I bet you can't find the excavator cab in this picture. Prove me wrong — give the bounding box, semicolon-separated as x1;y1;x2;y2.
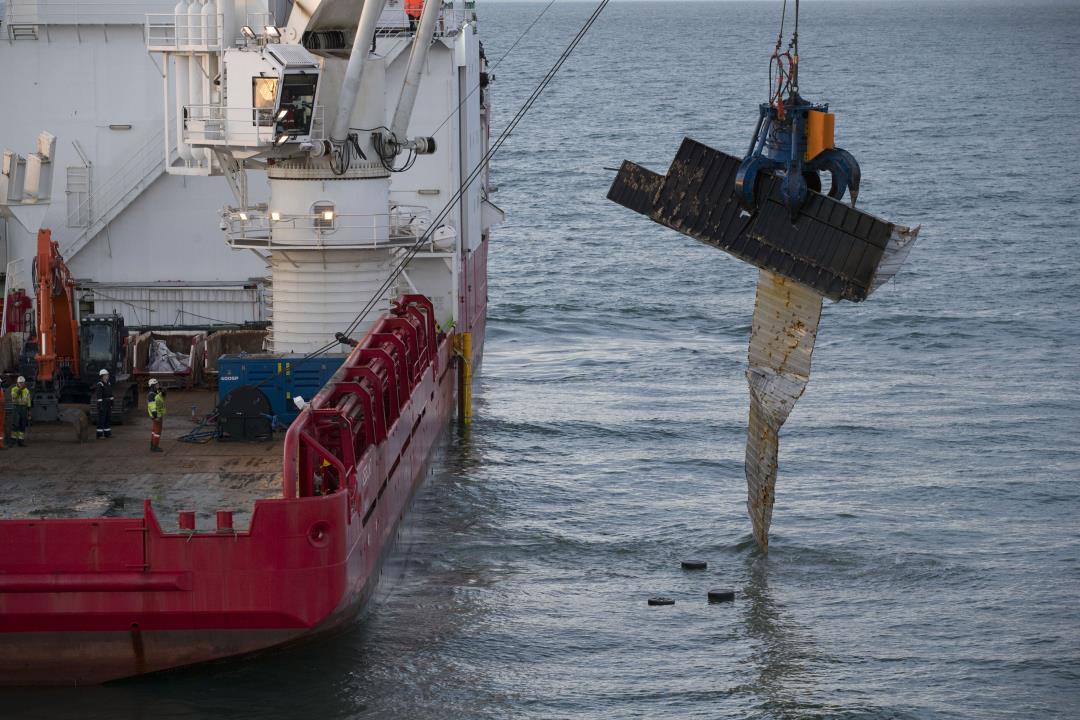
79;314;128;381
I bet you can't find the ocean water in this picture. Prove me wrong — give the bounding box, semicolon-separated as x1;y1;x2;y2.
7;1;1080;718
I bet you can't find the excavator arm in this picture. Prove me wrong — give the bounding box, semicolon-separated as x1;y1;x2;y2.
32;228;80;383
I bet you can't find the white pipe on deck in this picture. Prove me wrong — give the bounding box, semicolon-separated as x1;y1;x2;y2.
389;0;441;144
329;0;388;144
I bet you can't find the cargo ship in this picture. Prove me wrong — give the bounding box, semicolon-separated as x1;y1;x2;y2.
0;0;498;684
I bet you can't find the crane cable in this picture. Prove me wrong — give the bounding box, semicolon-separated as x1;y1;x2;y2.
769;0;800;117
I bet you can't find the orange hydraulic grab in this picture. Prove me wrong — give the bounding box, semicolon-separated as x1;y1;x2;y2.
32;228;80;383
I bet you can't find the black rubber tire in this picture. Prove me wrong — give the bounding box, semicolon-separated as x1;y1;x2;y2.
648;596;675;606
707;589;735;603
681;560;707;570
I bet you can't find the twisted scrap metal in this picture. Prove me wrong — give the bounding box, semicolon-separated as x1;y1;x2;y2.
744;270;822;552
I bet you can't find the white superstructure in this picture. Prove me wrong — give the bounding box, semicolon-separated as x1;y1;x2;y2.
0;0;498;340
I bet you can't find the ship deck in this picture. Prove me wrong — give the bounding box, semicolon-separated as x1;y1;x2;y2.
0;390;283;531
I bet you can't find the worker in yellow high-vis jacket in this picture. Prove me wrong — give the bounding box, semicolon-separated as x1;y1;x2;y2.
10;376;31;447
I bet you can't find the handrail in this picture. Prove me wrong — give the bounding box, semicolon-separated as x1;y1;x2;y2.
5;0;171;26
62;125;167;258
183;104;326;147
375;3;465;37
145;13;225;52
221;205;436;250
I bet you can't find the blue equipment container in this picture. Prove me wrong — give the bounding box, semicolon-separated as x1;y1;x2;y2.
217;354;347;427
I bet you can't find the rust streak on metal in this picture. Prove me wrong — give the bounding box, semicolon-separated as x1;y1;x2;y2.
744;270;822;551
130;623;146;676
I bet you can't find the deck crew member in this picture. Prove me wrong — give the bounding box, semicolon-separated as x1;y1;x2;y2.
147;378;166;452
10;376;31;447
93;368;114;439
406;0;423;31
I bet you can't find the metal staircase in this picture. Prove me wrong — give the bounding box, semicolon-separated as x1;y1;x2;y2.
62;126;170;258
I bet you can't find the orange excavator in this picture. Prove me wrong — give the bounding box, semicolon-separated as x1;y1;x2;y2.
32;228;80;389
21;229;137;423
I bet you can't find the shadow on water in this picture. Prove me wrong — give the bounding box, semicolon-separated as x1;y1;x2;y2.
738;550;928;720
2;424;501;720
739;552;824;718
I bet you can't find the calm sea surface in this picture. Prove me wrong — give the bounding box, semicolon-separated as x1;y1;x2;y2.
7;1;1080;717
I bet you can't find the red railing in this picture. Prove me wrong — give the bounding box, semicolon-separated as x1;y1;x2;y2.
282;295;439;501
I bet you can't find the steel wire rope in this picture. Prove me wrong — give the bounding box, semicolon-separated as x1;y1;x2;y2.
336;0;613;342
790;0;800;93
768;0;803;111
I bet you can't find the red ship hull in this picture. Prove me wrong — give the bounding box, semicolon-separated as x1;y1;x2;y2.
0;262;486;684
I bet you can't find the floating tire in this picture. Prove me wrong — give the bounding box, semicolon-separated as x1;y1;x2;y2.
648;596;675;606
681;559;707;570
707;589;735;603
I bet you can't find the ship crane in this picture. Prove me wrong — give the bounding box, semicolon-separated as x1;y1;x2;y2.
145;0;494;429
609;0;920;551
147;0;482;357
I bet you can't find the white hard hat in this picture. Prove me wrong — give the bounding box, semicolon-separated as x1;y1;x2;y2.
16;376;25;383
99;368;109;376
148;378;158;386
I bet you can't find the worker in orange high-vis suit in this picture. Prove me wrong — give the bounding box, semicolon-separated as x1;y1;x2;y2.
405;0;423;31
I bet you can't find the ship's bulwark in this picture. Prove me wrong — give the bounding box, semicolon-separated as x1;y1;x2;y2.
0;297;462;686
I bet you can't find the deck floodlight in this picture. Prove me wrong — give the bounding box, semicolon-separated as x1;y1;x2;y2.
240;25;256;39
264;26;281;39
238;212;249;221
270;211;281;221
323;210;334;222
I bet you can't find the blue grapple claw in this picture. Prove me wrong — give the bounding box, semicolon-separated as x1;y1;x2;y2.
734;95;861;220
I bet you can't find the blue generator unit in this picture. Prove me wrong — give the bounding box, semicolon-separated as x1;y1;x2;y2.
216;354;347;440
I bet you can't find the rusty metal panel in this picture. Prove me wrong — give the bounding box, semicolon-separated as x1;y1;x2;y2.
606;160;664;215
607;137;918;302
744;270;822;552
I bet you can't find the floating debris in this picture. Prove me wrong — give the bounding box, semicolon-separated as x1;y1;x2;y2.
708;589;736;603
